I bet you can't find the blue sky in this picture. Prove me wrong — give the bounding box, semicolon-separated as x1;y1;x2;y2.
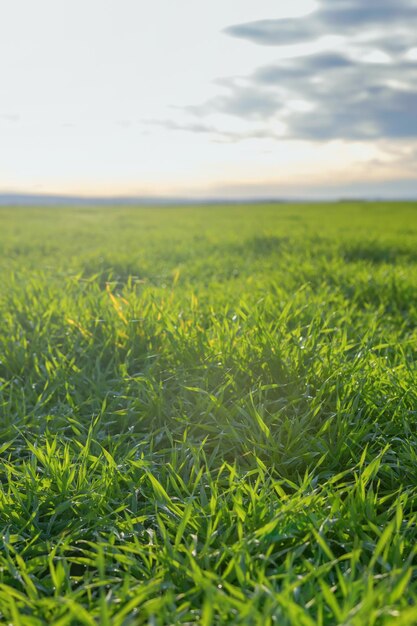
1;0;417;198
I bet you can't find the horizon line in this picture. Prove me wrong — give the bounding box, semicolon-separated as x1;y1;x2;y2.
1;191;417;207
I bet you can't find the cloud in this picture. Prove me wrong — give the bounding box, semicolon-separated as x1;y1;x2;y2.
225;17;322;47
225;0;417;50
146;119;217;134
146;118;284;143
174;48;417;141
149;0;417;145
174;0;417;143
252;52;355;83
286;87;417;140
185;85;283;120
246;52;417;139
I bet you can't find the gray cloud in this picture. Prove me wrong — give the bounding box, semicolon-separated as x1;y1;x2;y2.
153;1;417;143
147;119;217;134
146;118;283;143
287;87;417;140
178;48;417;140
225;0;417;49
185;85;282;120
253;52;356;83
225;18;322;47
250;52;417;139
179;1;417;142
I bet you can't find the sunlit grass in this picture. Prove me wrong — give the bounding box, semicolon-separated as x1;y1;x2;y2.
0;202;417;624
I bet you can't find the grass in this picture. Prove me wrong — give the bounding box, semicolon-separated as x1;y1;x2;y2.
0;201;417;624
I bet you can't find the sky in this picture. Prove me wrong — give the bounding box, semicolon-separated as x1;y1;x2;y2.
1;0;417;199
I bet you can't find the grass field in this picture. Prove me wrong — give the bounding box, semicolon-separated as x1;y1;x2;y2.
1;202;417;625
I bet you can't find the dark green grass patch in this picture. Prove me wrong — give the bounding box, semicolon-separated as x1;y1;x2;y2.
0;202;417;624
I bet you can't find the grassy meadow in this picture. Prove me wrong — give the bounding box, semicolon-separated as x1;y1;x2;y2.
1;201;417;625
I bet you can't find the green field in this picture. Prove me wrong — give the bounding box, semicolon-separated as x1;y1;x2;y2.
1;202;417;625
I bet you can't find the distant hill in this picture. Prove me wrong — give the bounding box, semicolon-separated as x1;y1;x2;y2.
0;193;196;207
0;191;416;207
0;193;290;207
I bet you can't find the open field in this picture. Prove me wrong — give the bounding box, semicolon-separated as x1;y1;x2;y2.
1;202;417;624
